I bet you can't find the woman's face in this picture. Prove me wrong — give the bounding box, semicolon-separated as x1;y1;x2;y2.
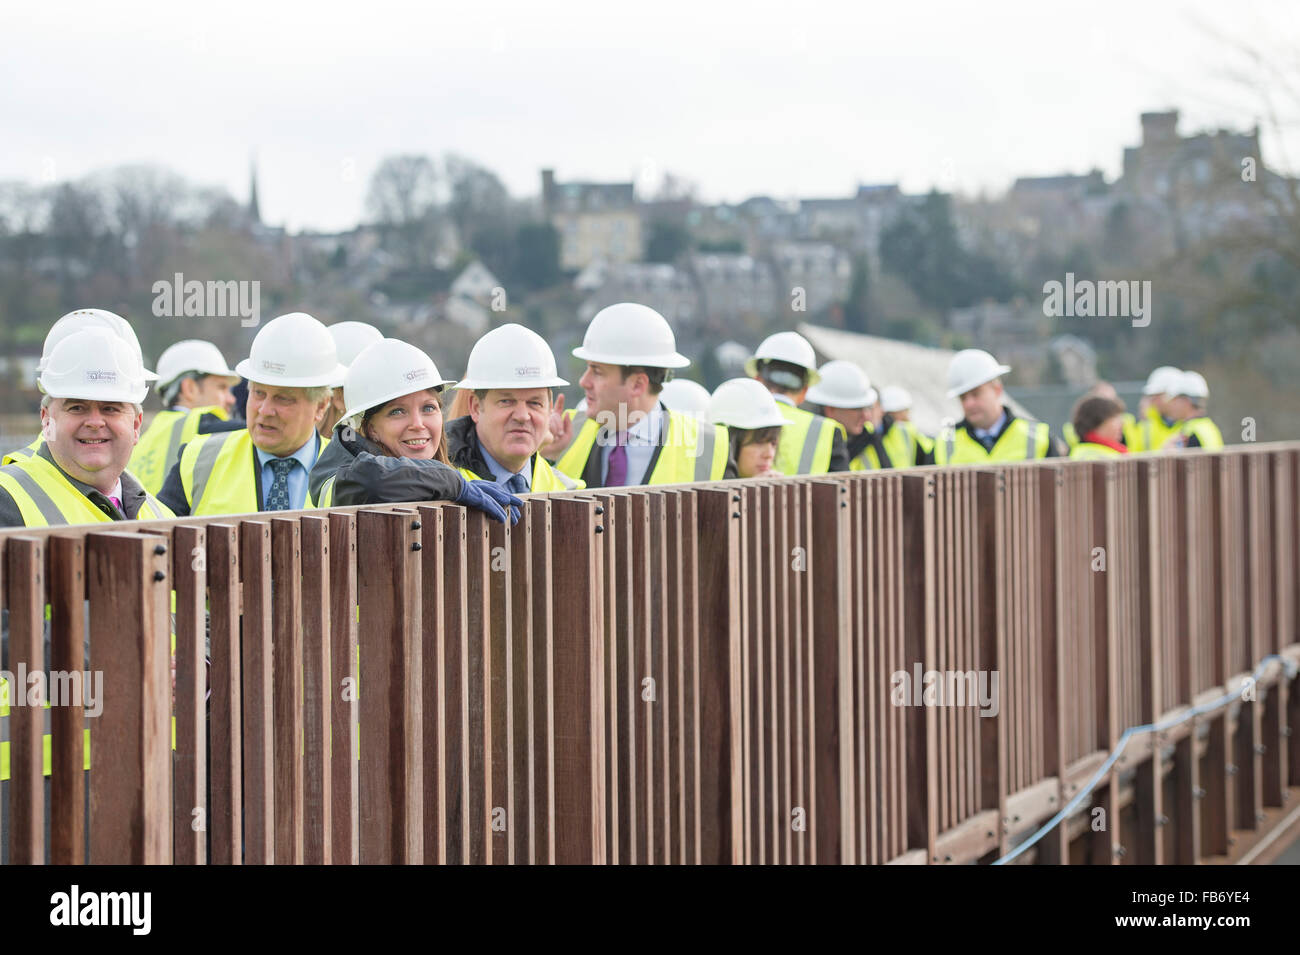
738;435;778;478
1098;413;1125;444
364;389;443;459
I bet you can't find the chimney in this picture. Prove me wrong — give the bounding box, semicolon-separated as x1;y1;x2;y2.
541;169;555;211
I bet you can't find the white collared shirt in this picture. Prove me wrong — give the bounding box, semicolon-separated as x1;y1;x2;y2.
600;405;663;486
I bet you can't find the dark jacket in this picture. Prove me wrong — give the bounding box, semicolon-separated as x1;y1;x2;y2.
0;443;155;528
445;415;501;480
307;425;466;506
950;410;1064;458
846;426;894;468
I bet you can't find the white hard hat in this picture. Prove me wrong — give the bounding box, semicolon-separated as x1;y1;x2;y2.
879;385;912;413
1173;370;1209;399
39;308;158;382
328;322;384;385
342;338;456;424
572;302;690;369
38;327;150;404
744;332;822;385
659;379;712;417
235;312;347;388
457;323;568;390
708;378;790;430
1142;365;1183;396
946;349;1011;399
154;340;240;389
805;360;872;408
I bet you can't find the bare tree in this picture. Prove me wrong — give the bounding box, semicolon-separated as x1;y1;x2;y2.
366;155;442;270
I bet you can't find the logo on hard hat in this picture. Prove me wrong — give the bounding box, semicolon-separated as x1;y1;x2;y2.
261;360;286;374
515;365;541;377
404;368;430;382
85;370;118;383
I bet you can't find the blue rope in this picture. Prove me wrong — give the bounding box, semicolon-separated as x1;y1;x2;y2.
993;652;1297;865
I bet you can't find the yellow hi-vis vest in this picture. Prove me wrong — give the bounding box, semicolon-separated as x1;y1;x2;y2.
2;437;42;465
1068;442;1124;460
881;418;931;469
130;405;230;495
178;429;328;516
1132;406;1179;453
773;401;837;476
1176;416;1224;450
556;409;729;485
933;417;1052;466
0;454;172;527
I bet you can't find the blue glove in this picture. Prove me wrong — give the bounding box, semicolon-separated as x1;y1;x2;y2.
455;478;524;525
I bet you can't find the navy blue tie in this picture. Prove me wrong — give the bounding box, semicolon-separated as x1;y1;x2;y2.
266;458;297;511
505;472;529;495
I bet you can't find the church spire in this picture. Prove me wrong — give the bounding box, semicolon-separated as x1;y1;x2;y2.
248;157;261;226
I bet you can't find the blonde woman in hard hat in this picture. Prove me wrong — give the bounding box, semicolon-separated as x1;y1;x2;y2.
707;378;788;479
319;321;384;438
308;338;522;523
3;308;159;465
129;339;244;494
159;312;344;516
445;324;585;493
747;331;849;475
0;328;172;527
1166;371;1223;450
934;349;1062;465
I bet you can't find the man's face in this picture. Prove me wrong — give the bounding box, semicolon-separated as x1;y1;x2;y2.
579;361;642;426
186;375;236;414
959;380;1004;431
472;388;550;465
1165;395;1196;421
42;398;142;490
246;382;328;456
823;404;870;437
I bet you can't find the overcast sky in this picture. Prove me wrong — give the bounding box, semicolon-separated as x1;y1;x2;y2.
2;0;1296;232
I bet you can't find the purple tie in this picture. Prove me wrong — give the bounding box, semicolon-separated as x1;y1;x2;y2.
109;495;123;514
606;434;628;487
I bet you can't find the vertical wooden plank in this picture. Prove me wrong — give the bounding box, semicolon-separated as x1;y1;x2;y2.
272;518;305;864
240;521;274;864
87;532;171;864
417;506;446;864
48;536;86;865
465;510;492;863
811;481;849;864
440;506;468;864
528;498;556;863
550;497;606;863
488;517;511;864
508;501;534;864
902;473;933;859
328;512;359;865
357;508;423;864
7;538;45;864
207;525;242;865
697;486;740;864
172;526;207;865
300;516;332;865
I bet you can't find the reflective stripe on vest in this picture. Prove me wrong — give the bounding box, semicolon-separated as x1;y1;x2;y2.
774;403;834;475
938;418;1048;466
0;461;67;524
2;438;41;466
693;421;717;482
190;429;232;510
0;455;171;526
556;410;723;485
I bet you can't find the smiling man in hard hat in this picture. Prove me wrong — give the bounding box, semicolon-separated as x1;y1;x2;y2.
158;312;344;516
128;339;244;494
447;323;584;492
934;349;1062;465
1167;370;1224;450
555;302;733;486
0;328;172;527
747;331;849;475
3;308;159;465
